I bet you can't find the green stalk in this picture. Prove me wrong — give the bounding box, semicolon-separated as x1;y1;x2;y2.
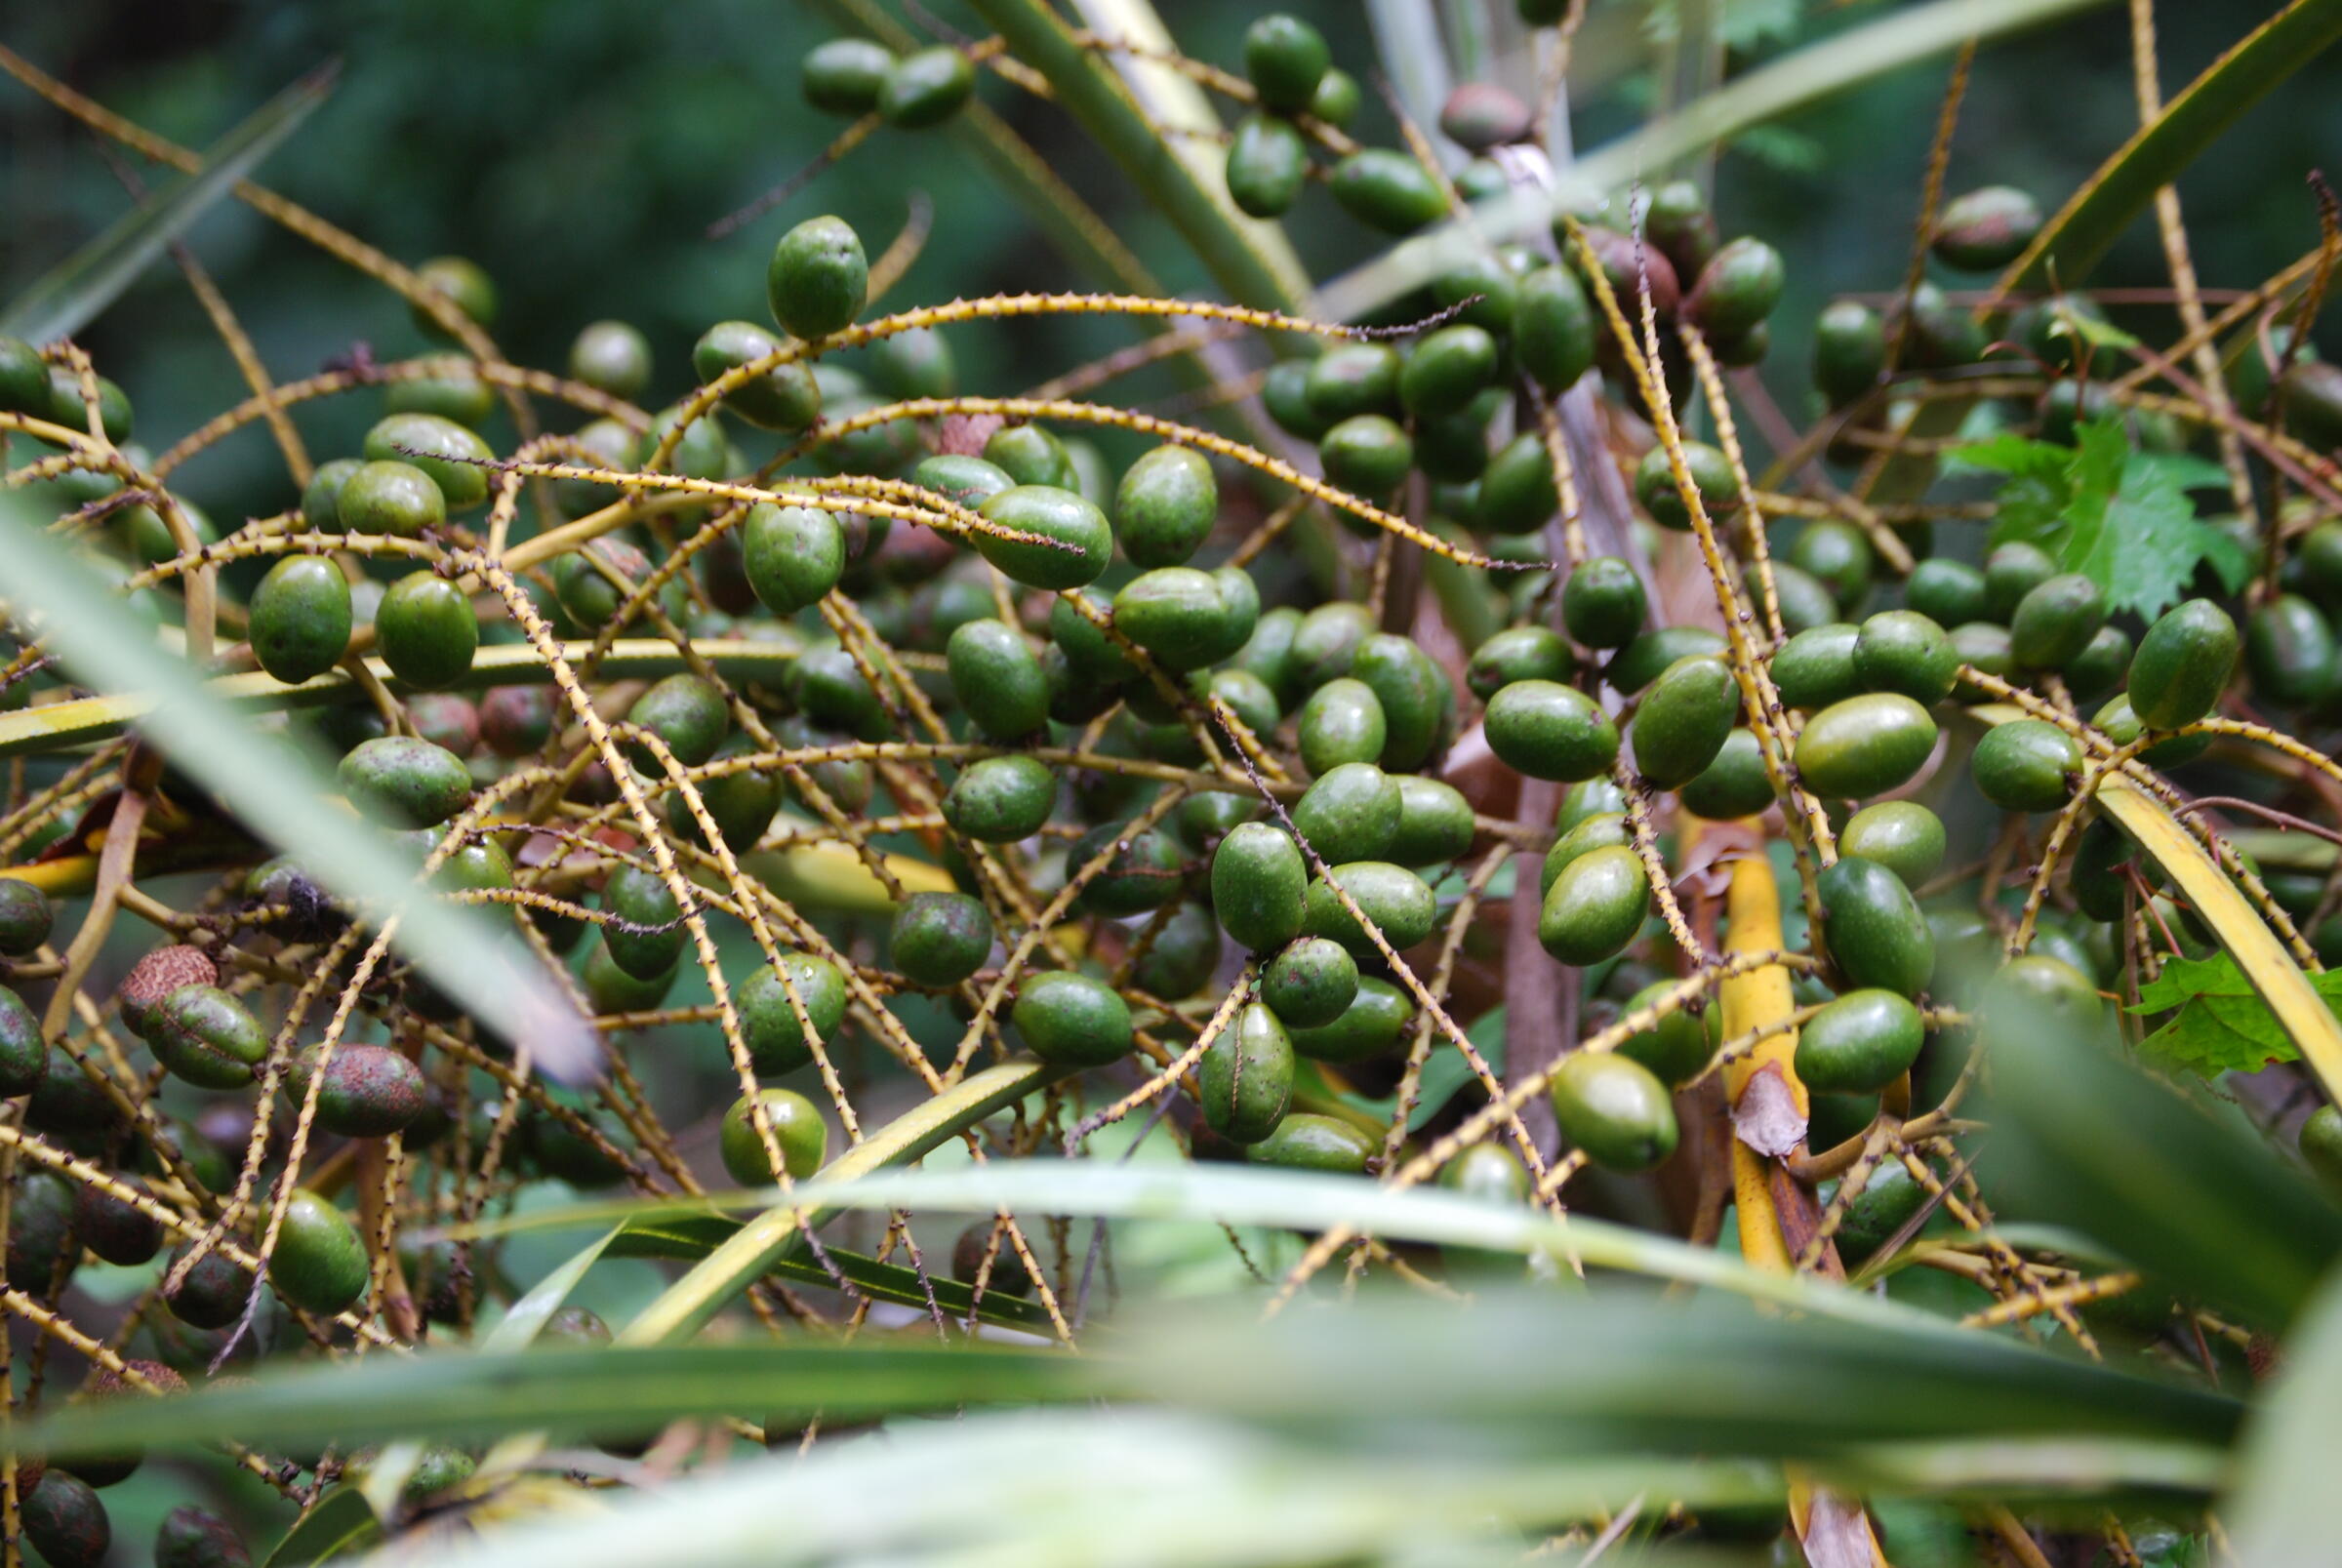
617;1058;1066;1346
964;0;1311;312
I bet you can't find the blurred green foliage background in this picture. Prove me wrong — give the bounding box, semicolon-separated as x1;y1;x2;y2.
5;0;2335;534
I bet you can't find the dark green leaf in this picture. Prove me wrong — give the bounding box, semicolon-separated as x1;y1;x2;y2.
262;1487;382;1568
2126;952;2342;1077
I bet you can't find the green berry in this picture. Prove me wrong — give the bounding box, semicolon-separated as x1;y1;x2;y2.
1242;14;1329;112
948;619;1049;741
2009;573;2106;670
1630;653;1738;789
2128;598;2237;729
1484;679;1619;783
1678;729;1775;821
943;754;1057;843
1686;237;1784;338
339;736;472;826
740;953;848;1074
768;216;868;341
1288;975;1414;1064
1262;936;1359;1029
1013;970;1134;1066
879;45;976;129
1245;1111;1377;1174
0;877;54;957
1329;149;1447;234
1200;1002;1295;1144
1794;693;1937;799
364;413;493;510
1816;857;1935;998
1304;861;1435;955
568;319;653;399
720;1089;828;1186
1538;845;1648;966
270;1189;370;1313
411;255;498;338
1617;983;1720;1086
743;503;845;615
146;985;267;1090
695;321;821;431
250;556;353;685
1797;989;1925;1095
1562;556;1647;649
600;865;685;980
891;892;994;986
1550;1051;1676;1172
973;485;1113;589
378;572;478;691
1933;185;2041;271
1839;802;1947;888
1813;300;1885;407
1226;113;1309;218
336;460;446;538
1973;718;2081;813
803;37;896;115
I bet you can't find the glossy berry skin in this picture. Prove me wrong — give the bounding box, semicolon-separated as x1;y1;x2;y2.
601;865;686;980
891;892;994;986
2247;594;2339;709
1304;862;1435;955
974;485;1114;589
768;216;868;341
1226;114;1309;219
627;673;729;768
2009;573;2106;670
1484;679;1619;783
147;985;268;1090
1539;846;1648;966
1678;729;1775;822
0;877;53;958
1839;802;1947;888
1973;719;2081;813
1550;1052;1677;1172
1630;654;1738;789
720;1089;828;1186
1562;556;1646;649
1246;1111;1378;1174
803;36;895;115
1199;1003;1295;1145
22;1469;109;1568
1853;611;1958;704
1816;856;1935;999
740;954;848;1075
1797;989;1925;1096
1117;444;1218;568
1794;694;1937;799
743;503;845;615
1813;300;1885;407
1468;626;1574;701
1687;237;1784;338
2127;598;2238;729
568;319;653;399
412;255;497;337
0;985;48;1096
1318;414;1413;498
364;413;492;510
337;460;445;538
1242;14;1329;111
1212;823;1309;952
943;754;1057;843
1261;935;1359;1029
694;321;821;431
1329;150;1447;234
1634;440;1739;532
250;556;353;685
948;619;1049;740
271;1189;370;1314
1617;983;1719;1087
339;736;472;826
1933;184;2042;271
1013;970;1135;1065
879;44;975;128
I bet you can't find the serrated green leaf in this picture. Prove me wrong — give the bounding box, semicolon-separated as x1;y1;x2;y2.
0;64;334;344
2128;952;2342;1078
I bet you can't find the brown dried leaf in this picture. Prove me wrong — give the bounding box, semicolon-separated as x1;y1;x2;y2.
1797;1489;1882;1568
1677;816;1765;901
1732;1061;1807;1157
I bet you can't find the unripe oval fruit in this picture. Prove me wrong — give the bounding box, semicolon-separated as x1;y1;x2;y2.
569;319;653;399
1211;823;1309;951
1013;971;1134;1065
1390;776;1475;866
1400;325;1499;420
986;424;1076;489
1611;625;1727;695
155;1505;250;1568
1906;558;1989;628
117;945;217;1038
948;619;1048;740
2009;572;2107;670
250;556;353;685
1635;441;1740;534
1789;520;1873;609
339;736;471;826
147;985;267;1090
1978;954;2102;1048
376;572;477;691
1317;414;1413;497
1350;634;1447;772
1687;237;1784;337
627;672;729;767
1329;149;1446;233
584;944;677;1015
1770;623;1862;711
1816;856;1935;998
0;985;47;1097
1135;903;1223;1000
1561;556;1646;649
1983;541;2056;622
720;1089;828;1186
0;876;54;957
601;865;686;980
1243;13;1329;110
2065;623;2132;704
1304;861;1436;954
1794;693;1938;799
1288;975;1414;1064
1539;845;1648;966
1853;610;1958;704
879;44;976;128
1262;936;1359;1029
1292;600;1378;687
1678;729;1775;821
1773;566;1840;634
267;1189;370;1313
1476;431;1558;534
1973;719;2081;813
336;460;445;538
739;953;848;1075
2135;599;2239;735
914;454;1017;512
1070;822;1185;917
1541;812;1631;898
1631;653;1738;788
1550;1051;1677;1172
745;503;846;615
1306;345;1400;422
694;320;821;431
2300;1105;2342;1190
1813;299;1885;407
1298;677;1389;776
2246;593;2338;709
22;1469;109;1568
890;892;994;986
363;413;492;510
1200;1002;1295;1145
768;215;868;340
1291;763;1401;866
1484;679;1619;783
1114;567;1247;670
1468;625;1575;700
943;754;1057;843
1796;989;1925;1095
1246;1111;1377;1174
1516;265;1595;392
1116;444;1218;568
1933;184;2042;271
1839;801;1947;888
974;485;1113;589
1226;114;1309;218
1618;982;1720;1086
